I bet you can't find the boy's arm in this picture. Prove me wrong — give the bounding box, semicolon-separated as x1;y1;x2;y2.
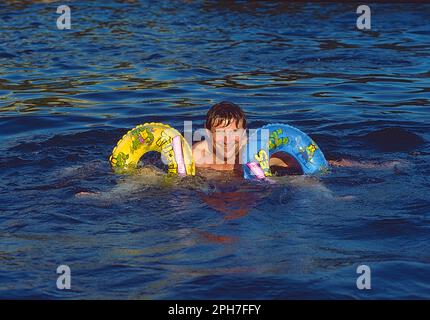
329;159;404;169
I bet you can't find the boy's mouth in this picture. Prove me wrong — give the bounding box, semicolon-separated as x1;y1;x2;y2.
211;141;239;161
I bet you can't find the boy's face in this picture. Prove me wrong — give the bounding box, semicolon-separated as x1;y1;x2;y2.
207;119;246;162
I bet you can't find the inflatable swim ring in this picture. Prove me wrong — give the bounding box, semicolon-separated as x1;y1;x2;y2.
110;122;195;176
242;123;329;180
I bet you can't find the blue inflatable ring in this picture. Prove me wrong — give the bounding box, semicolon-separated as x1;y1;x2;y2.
242;123;329;180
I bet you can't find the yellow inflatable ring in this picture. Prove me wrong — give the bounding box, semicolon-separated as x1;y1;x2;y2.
109;122;195;175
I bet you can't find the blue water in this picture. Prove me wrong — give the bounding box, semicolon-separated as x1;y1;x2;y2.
1;1;430;299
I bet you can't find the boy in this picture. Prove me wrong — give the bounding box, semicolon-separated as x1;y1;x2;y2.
192;101;292;174
192;101;247;172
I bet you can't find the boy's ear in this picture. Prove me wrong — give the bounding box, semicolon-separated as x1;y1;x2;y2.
205;128;212;138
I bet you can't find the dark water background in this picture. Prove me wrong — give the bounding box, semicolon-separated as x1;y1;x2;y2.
0;1;429;299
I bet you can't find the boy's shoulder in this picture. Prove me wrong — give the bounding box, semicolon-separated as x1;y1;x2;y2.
192;140;208;151
192;140;210;164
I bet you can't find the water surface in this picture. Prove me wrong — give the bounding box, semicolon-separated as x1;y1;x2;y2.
0;1;429;299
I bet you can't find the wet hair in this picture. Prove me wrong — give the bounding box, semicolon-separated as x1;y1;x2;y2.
205;101;246;130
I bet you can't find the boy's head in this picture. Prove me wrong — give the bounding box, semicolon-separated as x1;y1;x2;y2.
205;101;247;162
205;101;247;131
